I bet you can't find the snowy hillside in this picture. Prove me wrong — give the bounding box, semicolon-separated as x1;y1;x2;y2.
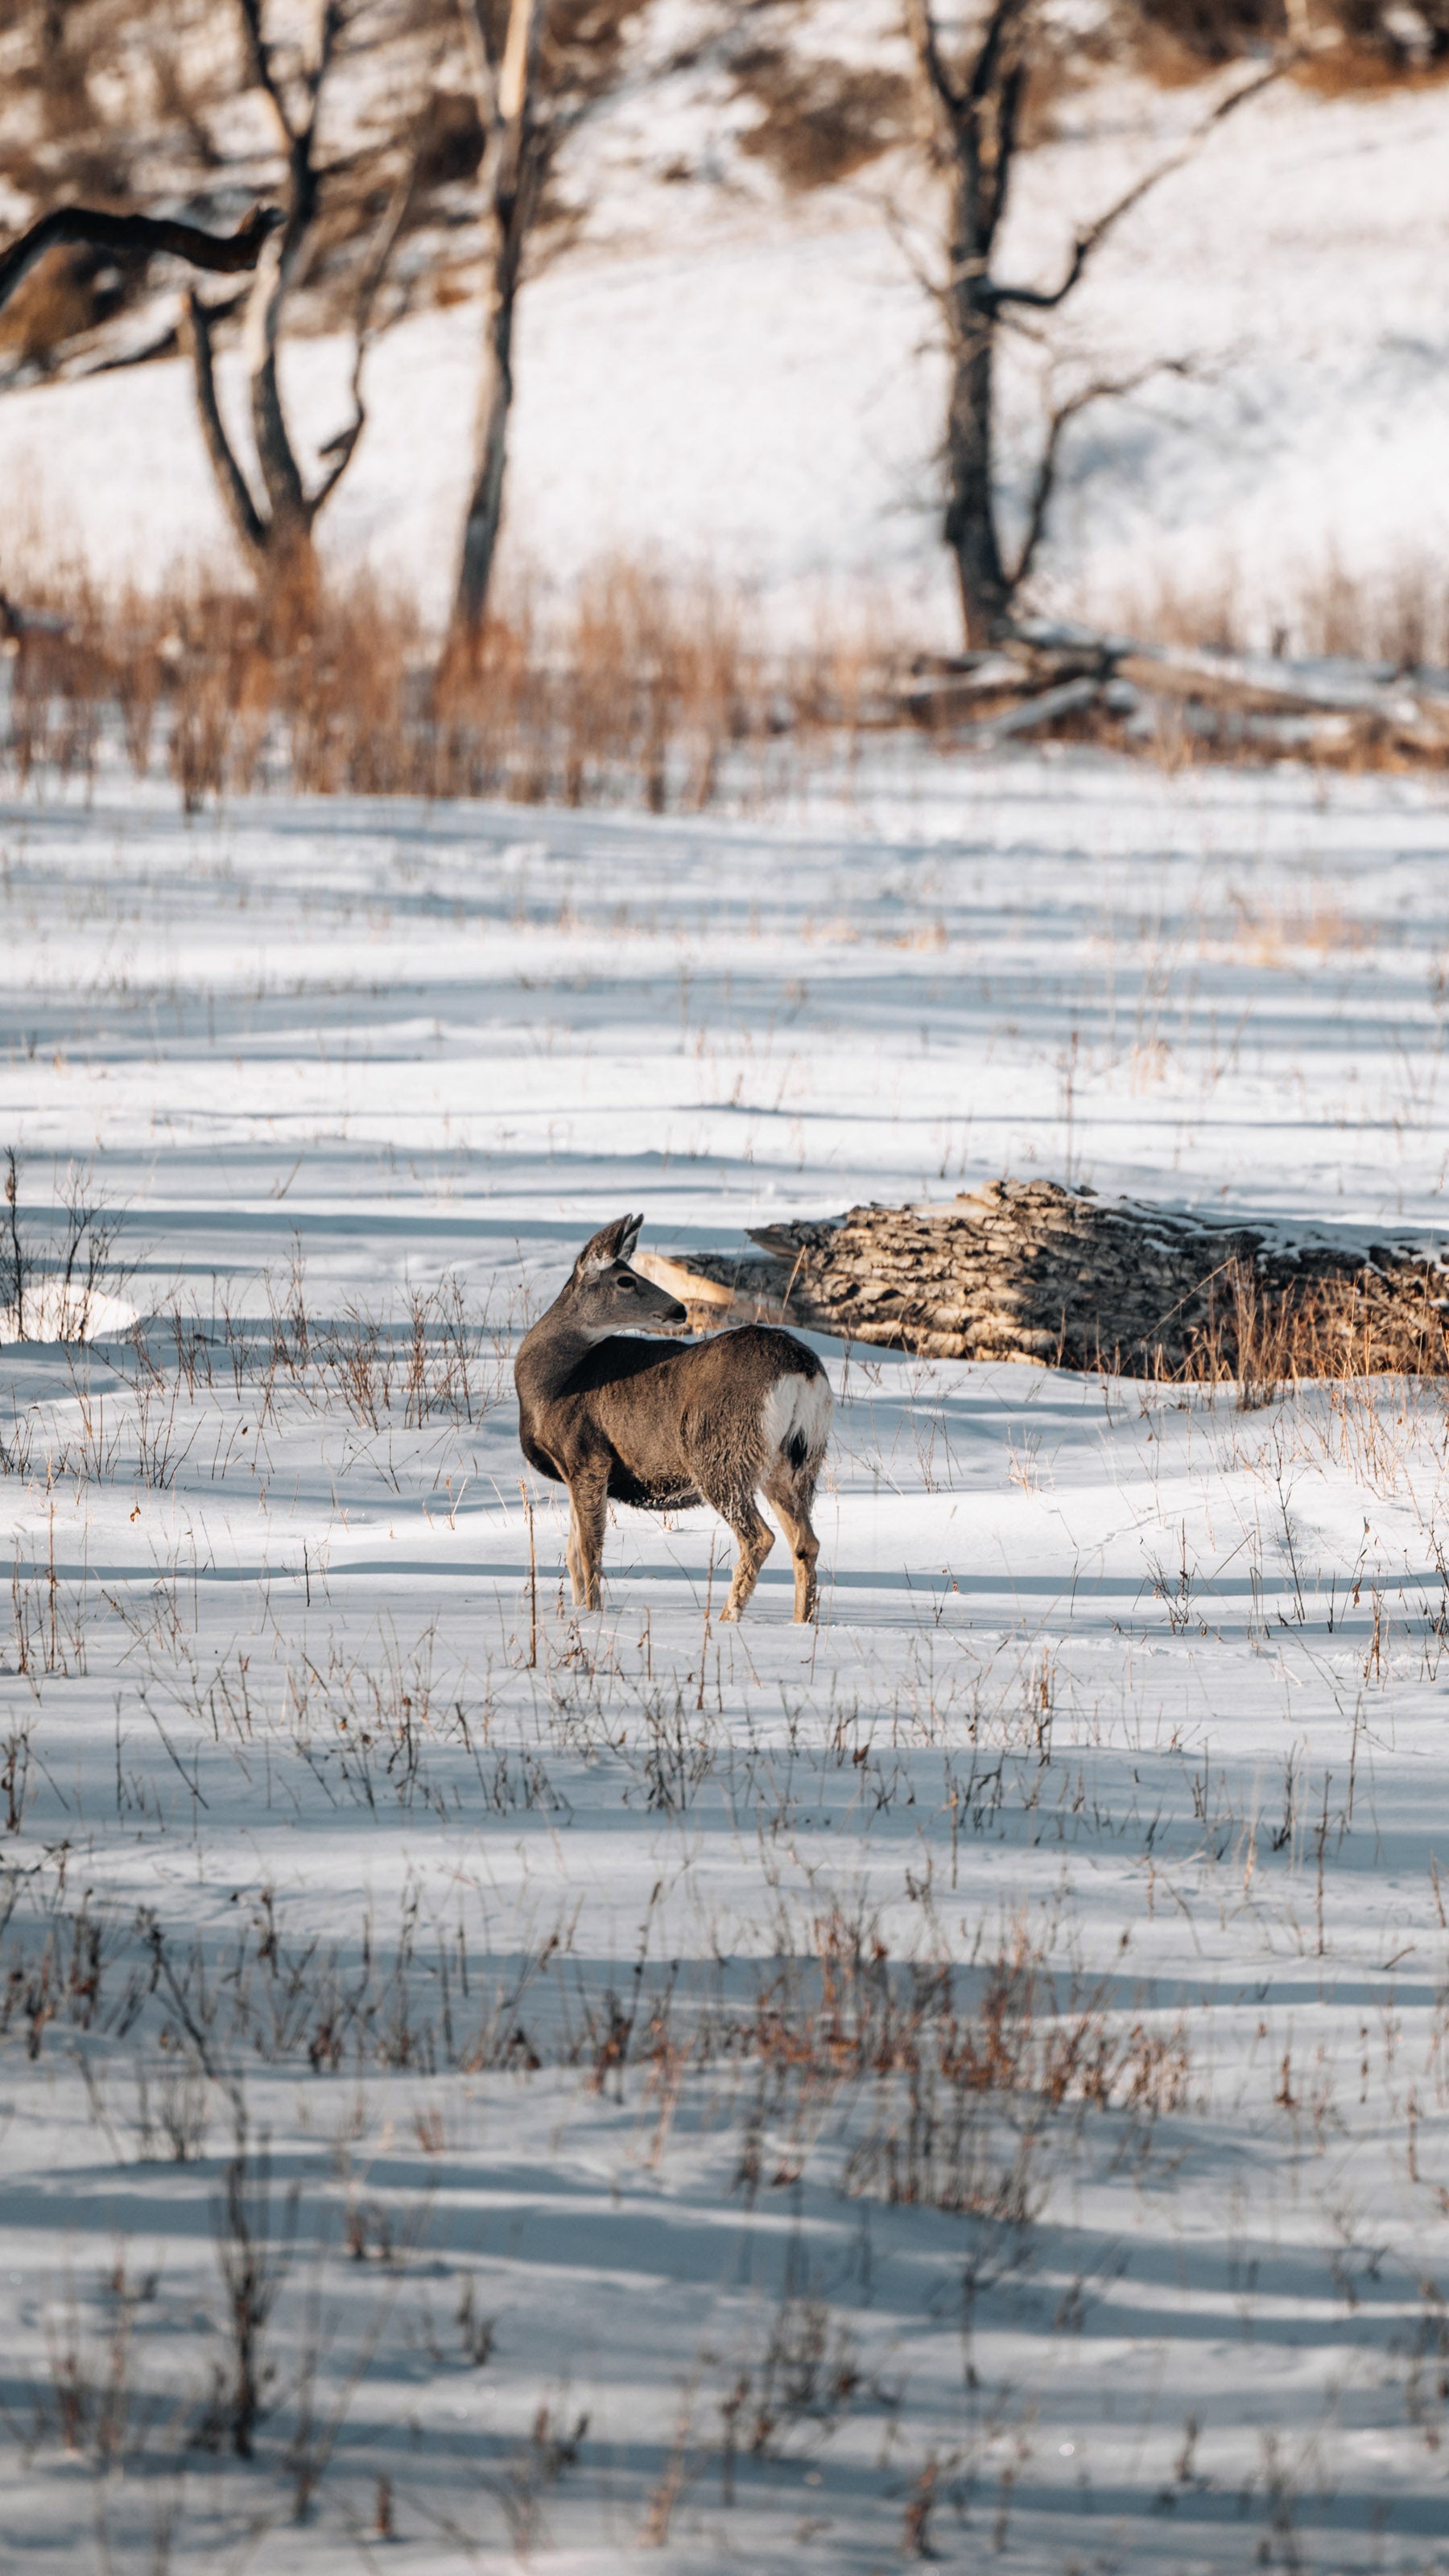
2;35;1447;645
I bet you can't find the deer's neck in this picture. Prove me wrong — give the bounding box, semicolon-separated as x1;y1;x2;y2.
516;1311;599;1413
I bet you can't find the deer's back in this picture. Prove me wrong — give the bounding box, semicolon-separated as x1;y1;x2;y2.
518;1324;824;1509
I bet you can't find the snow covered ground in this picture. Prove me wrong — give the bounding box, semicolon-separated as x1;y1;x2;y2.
2;68;1447;643
2;746;1449;2570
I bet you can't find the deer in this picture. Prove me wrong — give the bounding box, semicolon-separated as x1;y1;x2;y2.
514;1214;832;1623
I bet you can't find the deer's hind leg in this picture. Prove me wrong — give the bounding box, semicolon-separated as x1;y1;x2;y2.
763;1459;822;1624
564;1462;609;1612
699;1471;774;1623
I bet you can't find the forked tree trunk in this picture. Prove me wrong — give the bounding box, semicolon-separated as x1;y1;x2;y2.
184;279;318;628
184;2;394;628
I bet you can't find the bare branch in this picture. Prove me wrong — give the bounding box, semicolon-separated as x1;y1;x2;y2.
985;61;1284;318
0;204;282;318
498;0;543;126
968;0;1032;109
181;290;267;559
878;189;951;315
1009;359;1192;592
977;44;1028;247
904;0;965;118
236;0;343;154
466;0;548;213
456;0;501;124
235;0;296;147
305;0;345;114
308;142;419;518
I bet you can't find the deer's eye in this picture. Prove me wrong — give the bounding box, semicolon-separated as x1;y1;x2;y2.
619;1277;635;1292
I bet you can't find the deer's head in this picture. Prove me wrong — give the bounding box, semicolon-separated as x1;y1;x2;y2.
564;1213;688;1336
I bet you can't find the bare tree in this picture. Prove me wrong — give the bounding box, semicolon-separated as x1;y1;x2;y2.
448;0;654;652
184;2;415;614
450;0;548;652
0;204;280;320
904;0;1280;644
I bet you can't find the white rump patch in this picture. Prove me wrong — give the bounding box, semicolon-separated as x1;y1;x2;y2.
761;1372;832;1468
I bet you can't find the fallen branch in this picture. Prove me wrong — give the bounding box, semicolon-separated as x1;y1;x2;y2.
0;204;282;317
893;623;1449;756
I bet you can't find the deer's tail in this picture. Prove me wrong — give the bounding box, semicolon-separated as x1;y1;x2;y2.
760;1368;832;1480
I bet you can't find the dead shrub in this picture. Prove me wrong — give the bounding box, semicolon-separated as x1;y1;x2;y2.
1121;0;1282;71
1121;0;1449;80
0;250;111;375
732;46;911;189
201;2128;299;2458
39;2266;145;2466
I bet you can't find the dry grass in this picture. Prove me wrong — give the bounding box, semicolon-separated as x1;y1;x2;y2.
9;533;1449;809
1169;1259;1449;1406
1096;547;1449;671
0;555;890;814
710;1909;1190;2220
1291;28;1449;96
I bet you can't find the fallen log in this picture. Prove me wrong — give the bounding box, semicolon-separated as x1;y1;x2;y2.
636;1182;1449;1384
892;623;1449;761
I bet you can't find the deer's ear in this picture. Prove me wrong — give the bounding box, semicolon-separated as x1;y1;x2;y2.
576;1213;638;1277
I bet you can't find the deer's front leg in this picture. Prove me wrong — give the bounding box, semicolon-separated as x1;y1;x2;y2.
565;1463;609;1611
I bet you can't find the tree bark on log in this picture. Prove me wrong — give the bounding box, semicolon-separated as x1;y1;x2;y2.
638;1183;1449;1385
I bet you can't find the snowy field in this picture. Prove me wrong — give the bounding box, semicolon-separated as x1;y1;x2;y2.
5;748;1449;2572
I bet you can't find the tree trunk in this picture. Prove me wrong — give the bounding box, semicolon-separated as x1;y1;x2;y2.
450;205;524;651
943;320;1011;647
943;150;1012;649
906;2;1032;650
244;201;320;625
